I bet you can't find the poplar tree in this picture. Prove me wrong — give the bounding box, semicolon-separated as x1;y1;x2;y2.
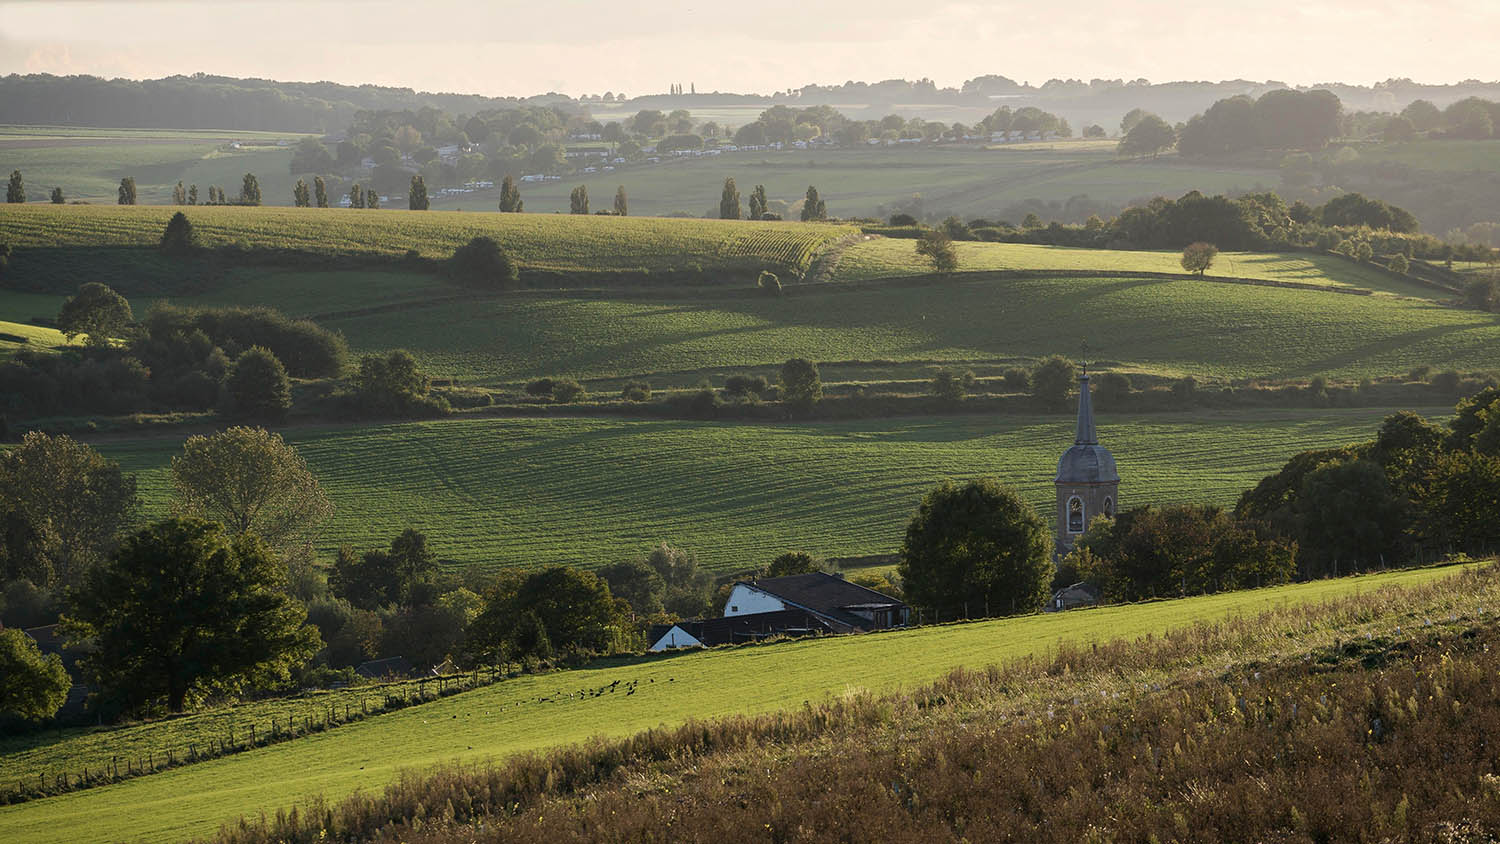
366;188;381;209
748;184;768;219
172;181;187;205
50;187;64;204
239;173;261;205
408;175;429;210
498;175;522;212
188;184;198;205
6;170;22;203
313;176;328;208
293;179;310;207
719;177;741;219
349;184;364;209
118;177;137;205
569;184;589;214
613;185;628;216
800;186;826;221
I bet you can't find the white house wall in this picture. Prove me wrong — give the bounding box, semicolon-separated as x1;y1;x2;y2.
648;626;704;652
724;584;787;616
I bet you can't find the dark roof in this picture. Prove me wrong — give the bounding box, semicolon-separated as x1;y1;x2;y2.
650;609;840;649
23;624;65;655
354;656;414;679
738;572;905;628
1057;375;1118;484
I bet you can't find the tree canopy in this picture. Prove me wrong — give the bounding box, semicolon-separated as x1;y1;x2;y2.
0;627;70;720
57;282;134;346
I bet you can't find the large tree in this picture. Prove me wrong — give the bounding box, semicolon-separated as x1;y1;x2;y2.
449;235;518;288
780;357;822;415
613;185;627;216
915;229;958;273
169;426;332;559
748;184;768;219
800;185;826;221
117;177;137;205
293;179;310;207
1118;114;1176;158
1030;355;1077;409
0;432;137;588
408;175;429;210
899;478;1052;619
313;176;328;208
569;184;589;214
226;346;293;420
329;528;437;609
57;282;133;346
498;175;523;212
719;177;741;219
239;173;261;205
6;169;23;203
159;211;198;254
0;628;71;720
66;519;318;712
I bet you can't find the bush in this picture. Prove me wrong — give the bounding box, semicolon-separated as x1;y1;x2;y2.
551;379;585;402
1030;356;1077;409
1388;253;1410;274
780;358;822;415
687;387;721;418
1002;367;1030;391
141;304;347;378
1408;365;1434;382
449;236;519;288
524;378;555;397
757;271;782;296
888;213;919;226
1093;371;1132;405
1431;370;1462;393
930;368;966;402
915;229;959;273
227;346;292;420
621;380;651;401
724;373;771;398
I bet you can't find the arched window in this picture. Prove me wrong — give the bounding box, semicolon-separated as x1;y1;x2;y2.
1103;496;1114;518
1068;496;1085;533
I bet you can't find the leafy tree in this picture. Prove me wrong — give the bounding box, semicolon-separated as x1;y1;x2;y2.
613;185;627;216
765;551;821;578
329;529;437;609
408;175;429;210
780;357;822;415
239;173;261;205
569;184;589;214
117;177;136;205
915;229;958;273
227;346;292;420
1402;99;1443;131
498;175;523;212
159;211;198;254
931;368;966;402
50;186;64;204
1093;371;1133;406
621;379;651;401
748;184;768;219
169;426;333;558
598;559;665;617
1319;192;1418;232
1120;108;1148;134
66;519;318;713
1383;115;1417;143
57;282;133;346
187;184;199;205
799;186;827;221
293;179;311;207
172;181;187;204
1180;241;1218;275
899;478;1051;618
640;543;714;618
468;566;623;658
366;188;381;209
0;627;70;720
449;235;519;287
0;432;136;589
1082;124;1107;139
1416;451;1500;554
1030;355;1077;409
1118;114;1176;158
349;183;365;209
720;177;741;219
6;170;22;203
353;349;441;415
1293;458;1406;574
1389;253;1410;274
313;176;328;208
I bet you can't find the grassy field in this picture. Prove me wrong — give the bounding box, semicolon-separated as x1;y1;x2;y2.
425;145;1277;220
0;126;308;206
831;238;1442;297
0;563;1470;844
0;318;71;355
0;204;852;277
89;409;1418;572
1348;138;1500;172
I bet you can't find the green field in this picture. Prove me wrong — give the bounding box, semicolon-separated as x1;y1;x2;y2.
0;127;309;206
0;204;852;277
831;238;1442;297
89;409;1418;572
0;318;71;355
427;145;1278;220
1347;138;1500;172
0;563;1470;844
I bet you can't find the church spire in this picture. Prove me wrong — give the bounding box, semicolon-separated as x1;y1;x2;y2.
1074;373;1097;445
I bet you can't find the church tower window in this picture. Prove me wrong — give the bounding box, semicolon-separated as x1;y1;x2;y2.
1103;496;1114;518
1068;497;1085;533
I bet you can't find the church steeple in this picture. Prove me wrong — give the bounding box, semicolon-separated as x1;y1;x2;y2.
1074;373;1098;445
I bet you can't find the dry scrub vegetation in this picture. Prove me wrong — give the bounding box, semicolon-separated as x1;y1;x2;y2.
215;562;1500;843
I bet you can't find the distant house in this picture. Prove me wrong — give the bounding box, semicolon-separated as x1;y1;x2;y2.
354;656;413;680
647;609;835;652
723;572;909;631
1046;582;1102;612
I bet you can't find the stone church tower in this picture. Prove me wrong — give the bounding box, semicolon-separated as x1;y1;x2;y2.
1054;371;1119;558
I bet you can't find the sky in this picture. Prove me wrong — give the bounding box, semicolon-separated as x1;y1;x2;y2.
1;0;1496;98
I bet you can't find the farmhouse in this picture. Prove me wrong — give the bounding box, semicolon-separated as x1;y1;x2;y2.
1055;370;1119;557
647;609;835;651
725;571;910;631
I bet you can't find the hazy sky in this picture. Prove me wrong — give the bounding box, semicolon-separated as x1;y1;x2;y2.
1;0;1495;97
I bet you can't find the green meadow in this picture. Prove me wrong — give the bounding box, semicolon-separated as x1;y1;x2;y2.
93;409;1421;572
0;563;1470;844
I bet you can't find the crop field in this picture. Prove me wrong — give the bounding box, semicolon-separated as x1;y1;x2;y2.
830;238;1442;297
0;126;306;206
0;205;853;277
426;145;1278;220
0;562;1471;844
0;675;471;801
90;409;1422;572
305;271;1500;384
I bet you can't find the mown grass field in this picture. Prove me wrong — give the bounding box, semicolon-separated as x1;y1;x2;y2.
0;318;71;356
427;145;1278;220
92;409;1420;572
0;563;1471;844
0;126;307;206
831;237;1441;297
0;204;852;277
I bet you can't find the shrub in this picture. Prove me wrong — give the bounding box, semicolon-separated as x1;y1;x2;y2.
757;271;782;296
227;346;292;420
1388;253;1410;274
1431;369;1462;393
1408;365;1434;382
1030;356;1077;409
524;378;555;397
141;304;346;378
915;229;959;273
1002;367;1030;391
780;358;822;415
1465;278;1499;313
930;368;966;402
724;373;771;398
687;388;721;418
888;213;919;226
449;236;519;288
1093;371;1132;405
551;379;585;402
621;380;651;401
1172;376;1199;401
